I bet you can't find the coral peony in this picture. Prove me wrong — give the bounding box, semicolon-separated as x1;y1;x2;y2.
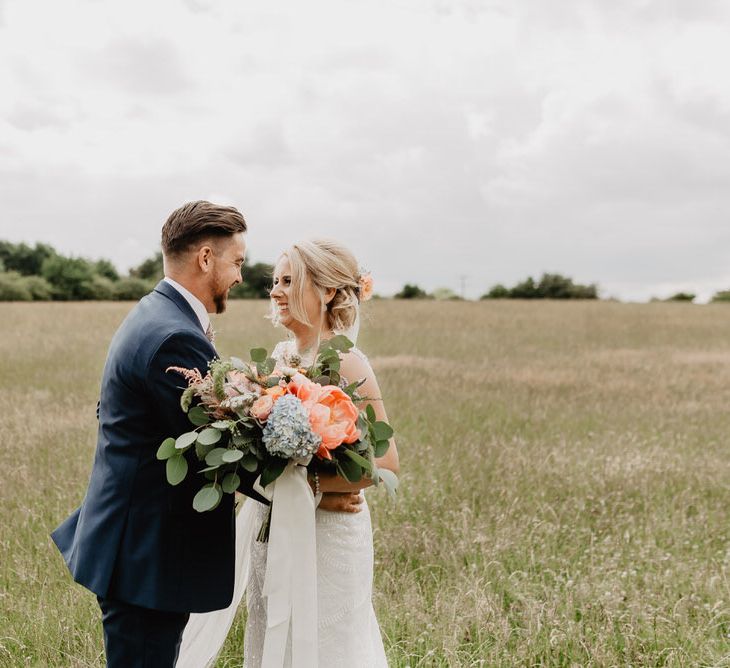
286;373;323;406
308;385;361;459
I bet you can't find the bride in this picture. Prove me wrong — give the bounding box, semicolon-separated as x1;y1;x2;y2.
176;239;399;667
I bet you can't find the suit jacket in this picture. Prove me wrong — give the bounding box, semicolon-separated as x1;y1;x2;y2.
52;280;265;613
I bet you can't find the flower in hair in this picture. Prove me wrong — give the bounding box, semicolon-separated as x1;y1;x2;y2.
358;272;374;302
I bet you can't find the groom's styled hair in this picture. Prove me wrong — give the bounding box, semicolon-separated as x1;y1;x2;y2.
161;200;247;258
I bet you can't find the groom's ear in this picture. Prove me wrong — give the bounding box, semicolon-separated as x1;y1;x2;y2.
197;245;215;274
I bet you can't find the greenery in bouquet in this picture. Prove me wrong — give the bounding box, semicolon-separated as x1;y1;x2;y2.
156;335;397;513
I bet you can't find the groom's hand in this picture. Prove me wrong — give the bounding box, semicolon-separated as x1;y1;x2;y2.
318;492;363;513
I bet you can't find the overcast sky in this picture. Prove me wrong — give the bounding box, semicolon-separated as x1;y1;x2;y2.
1;0;728;301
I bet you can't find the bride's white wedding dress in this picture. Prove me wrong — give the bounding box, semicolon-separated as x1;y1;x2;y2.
176;341;387;668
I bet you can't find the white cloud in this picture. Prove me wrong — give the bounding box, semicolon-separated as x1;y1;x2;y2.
0;0;729;300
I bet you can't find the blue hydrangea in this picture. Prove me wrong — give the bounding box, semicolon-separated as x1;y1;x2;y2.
262;394;321;459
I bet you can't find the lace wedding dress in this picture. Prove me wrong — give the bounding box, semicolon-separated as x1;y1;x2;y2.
177;341;387;668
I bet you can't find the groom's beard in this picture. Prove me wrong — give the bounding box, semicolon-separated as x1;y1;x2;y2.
211;271;231;314
213;286;228;313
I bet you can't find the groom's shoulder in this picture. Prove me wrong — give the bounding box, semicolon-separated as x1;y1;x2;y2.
111;287;202;358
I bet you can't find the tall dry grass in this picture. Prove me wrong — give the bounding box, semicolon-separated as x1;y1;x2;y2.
1;300;730;666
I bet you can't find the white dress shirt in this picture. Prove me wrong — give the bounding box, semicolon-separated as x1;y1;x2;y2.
163;277;210;334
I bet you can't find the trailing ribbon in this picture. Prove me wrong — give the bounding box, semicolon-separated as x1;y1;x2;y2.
259;461;318;667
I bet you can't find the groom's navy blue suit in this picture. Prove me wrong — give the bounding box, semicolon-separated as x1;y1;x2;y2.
52;280;265;667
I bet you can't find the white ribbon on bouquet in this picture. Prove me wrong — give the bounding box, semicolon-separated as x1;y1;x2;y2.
256;460;318;668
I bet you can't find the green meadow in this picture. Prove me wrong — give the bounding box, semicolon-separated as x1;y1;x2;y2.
1;300;729;667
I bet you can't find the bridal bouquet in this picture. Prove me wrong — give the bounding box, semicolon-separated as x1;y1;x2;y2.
156;335;397;513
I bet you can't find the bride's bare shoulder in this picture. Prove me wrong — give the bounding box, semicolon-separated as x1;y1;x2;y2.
339;347;375;383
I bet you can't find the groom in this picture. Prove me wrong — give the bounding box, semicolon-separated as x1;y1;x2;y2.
51;201;267;667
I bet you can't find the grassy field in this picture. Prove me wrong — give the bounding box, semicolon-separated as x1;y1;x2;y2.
2;299;730;667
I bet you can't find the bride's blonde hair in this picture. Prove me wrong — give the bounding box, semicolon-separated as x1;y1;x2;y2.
273;239;361;331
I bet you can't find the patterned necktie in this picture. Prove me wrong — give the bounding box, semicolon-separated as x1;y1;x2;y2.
205;323;215;344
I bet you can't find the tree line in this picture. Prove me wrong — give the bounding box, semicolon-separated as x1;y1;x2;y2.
0;241;273;301
3;240;729;303
394;274;598;300
396;276;730;302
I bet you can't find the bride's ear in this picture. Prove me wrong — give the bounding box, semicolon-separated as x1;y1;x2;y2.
324;287;336;305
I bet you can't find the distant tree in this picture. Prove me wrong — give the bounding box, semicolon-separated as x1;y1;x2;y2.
129;252;164;281
229;261;274;299
481;284;510;299
114;277;154;301
0;272;33;301
510;276;539;299
94;259;120;281
481;273;598;300
666;292;695;302
712;290;730;302
23;275;54;300
394;284;430;299
432;287;462;301
89;275;117;300
0;241;57;276
536;273;597;299
41;255;96;300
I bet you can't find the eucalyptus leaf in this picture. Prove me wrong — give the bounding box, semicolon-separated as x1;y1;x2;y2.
166;455;188;485
257;358;276;376
342;448;372;473
210;420;230;430
193;484;222;512
366;404;376;423
372;421;394;441
328;335;354;352
241;453;259;472
175;431;198;450
260;458;287;487
378;468;398;499
250;348;267;363
197;428;222;446
266;376;281;388
156;437;176;460
374;440;390;458
337;456;362;483
222;472;241;494
205;448;228;467
198;464;221;473
187;405;209;427
222;449;243;463
195;440;216;461
370;463;380;486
